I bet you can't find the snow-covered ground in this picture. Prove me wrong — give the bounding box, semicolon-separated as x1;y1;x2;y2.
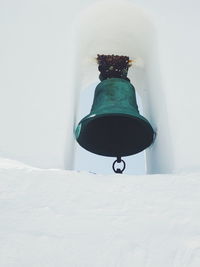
1;158;200;266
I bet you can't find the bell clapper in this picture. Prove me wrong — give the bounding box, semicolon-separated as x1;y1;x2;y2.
112;157;126;174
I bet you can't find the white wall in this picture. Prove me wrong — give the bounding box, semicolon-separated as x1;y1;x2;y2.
0;0;89;169
1;164;200;267
1;0;200;173
144;0;200;173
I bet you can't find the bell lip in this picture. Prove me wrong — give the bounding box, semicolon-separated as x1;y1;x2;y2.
76;113;154;157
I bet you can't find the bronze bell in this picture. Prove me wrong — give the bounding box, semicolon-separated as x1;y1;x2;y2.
75;55;154;173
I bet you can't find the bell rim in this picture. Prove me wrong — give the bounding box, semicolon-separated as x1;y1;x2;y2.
76;113;154;157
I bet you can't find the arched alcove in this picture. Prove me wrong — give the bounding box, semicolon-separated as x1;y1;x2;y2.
71;0;174;174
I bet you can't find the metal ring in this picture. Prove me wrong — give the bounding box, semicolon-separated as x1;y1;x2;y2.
112;158;126;174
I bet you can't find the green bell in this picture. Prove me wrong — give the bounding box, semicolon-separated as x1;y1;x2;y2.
75;77;154;158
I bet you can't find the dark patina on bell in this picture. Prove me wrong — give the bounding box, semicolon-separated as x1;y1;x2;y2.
75;55;154;172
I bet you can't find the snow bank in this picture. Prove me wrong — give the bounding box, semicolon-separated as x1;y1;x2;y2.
1;158;200;266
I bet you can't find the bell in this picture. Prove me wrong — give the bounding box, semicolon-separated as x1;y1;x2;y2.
75;77;154;158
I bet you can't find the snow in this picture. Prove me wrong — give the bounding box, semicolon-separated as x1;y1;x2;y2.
1;158;200;266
